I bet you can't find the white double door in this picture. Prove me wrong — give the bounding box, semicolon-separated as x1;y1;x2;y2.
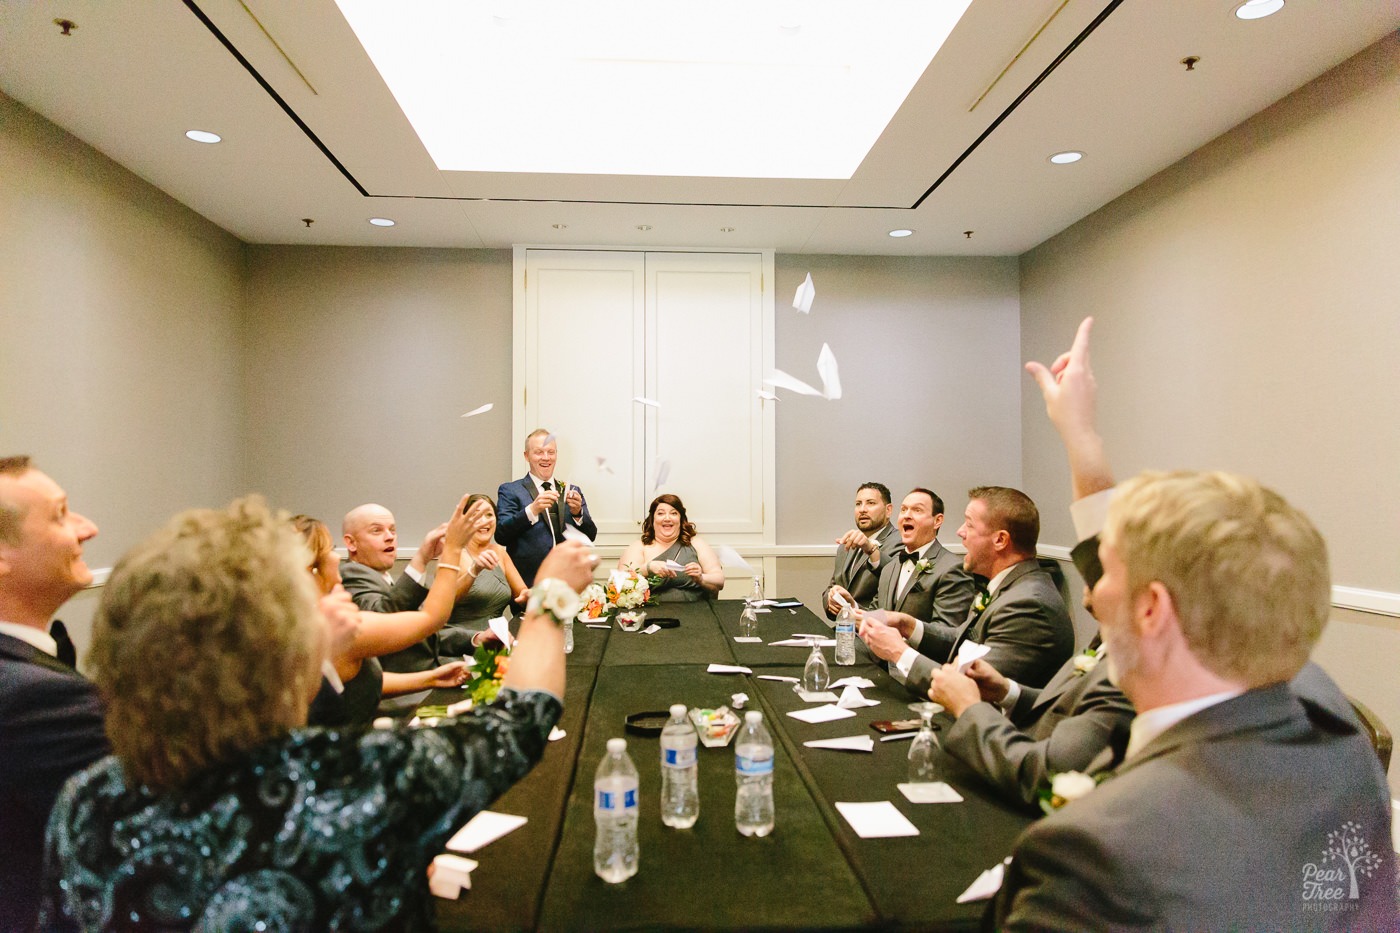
513;247;775;548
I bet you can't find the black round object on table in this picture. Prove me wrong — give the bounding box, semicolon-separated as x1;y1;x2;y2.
624;710;670;736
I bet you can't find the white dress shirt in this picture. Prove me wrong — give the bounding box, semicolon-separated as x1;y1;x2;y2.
0;620;58;657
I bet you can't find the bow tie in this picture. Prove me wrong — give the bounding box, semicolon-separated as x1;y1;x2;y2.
898;550;919;564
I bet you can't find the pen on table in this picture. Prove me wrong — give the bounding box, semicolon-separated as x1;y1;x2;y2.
880;732;919;742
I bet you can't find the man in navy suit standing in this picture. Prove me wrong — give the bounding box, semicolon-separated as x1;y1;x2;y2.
496;429;597;585
0;456;109;932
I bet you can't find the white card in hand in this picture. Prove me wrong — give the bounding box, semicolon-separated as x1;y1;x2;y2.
898;782;964;804
488;615;514;649
787;704;856;724
707;663;752;674
956;860;1010;903
562;525;593;546
662;559;685;571
795;689;838;703
446;811;528;853
835;801;919;839
955;639;990;672
804;735;874;753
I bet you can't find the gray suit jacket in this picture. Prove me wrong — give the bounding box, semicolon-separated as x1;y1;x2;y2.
873;539;975;628
993;681;1398;930
339;560;438;673
906;558;1073;695
820;524;902;620
941;649;1132;807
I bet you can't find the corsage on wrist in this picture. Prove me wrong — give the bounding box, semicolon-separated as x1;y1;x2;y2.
527;578;582;626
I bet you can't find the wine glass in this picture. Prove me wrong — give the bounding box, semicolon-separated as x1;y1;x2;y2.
738;604;758;639
907;701;943;783
801;637;830;692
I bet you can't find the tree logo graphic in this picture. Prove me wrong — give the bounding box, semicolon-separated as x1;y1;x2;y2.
1302;821;1382;904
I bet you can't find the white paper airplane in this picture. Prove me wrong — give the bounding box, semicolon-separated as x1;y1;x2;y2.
793;272;815;313
764;343;842;400
633;396;661;408
461;403;493;418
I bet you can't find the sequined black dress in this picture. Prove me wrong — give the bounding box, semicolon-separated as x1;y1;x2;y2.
40;688;560;931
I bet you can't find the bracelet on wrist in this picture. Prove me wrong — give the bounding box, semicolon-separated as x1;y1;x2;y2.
437;562;461;573
527;578;582;627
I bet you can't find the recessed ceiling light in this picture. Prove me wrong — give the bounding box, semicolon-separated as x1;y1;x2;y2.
888;229;914;238
636;224;652;232
552;223;568;229
1234;0;1284;20
185;130;221;144
720;227;735;233
368;217;396;227
1048;150;1084;164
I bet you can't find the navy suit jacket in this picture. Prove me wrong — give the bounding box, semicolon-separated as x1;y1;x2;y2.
495;475;596;585
0;632;110;932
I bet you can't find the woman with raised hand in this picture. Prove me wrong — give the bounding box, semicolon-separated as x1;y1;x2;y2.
439;493;530;655
41;496;595;931
293;501;485;728
617;493;724;601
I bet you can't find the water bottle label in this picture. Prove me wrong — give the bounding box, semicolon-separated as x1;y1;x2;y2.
836;621;854;633
663;747;697;768
596;787;639;811
736;754;773;776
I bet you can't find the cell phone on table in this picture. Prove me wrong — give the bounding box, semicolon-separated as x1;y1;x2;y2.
870;719;921;734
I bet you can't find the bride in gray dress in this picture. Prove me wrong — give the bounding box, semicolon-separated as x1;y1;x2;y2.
440;494;530;654
617;494;724;602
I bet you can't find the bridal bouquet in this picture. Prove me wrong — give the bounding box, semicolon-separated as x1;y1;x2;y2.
606;567;651;610
466;640;511;705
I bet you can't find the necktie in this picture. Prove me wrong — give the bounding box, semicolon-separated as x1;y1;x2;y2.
51;619;77;668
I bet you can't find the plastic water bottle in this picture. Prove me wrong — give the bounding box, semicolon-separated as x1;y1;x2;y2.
734;711;775;837
563;618;575;655
594;738;639;883
660;704;699;828
834;607;856;666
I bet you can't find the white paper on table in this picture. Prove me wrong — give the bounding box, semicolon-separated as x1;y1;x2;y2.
795;689;839;703
487;615;514;649
956;859;1010;903
662;559;685;571
787;704;857;724
583;622;610;629
733;636;763;644
880;731;918;742
642;624;661;635
460;403;493;418
757;674;799;683
769;638;836;648
898;782;964;804
633;396;660;408
752;607;771;614
548;725;567;742
707;663;752;674
562;525;593;546
714;545;754;572
321;660;345;694
804;735;875;753
793;272;815;313
837;685;880;709
815;343;842;400
830;676;876;690
955;639;991;672
788;630;828;638
446;811;528;854
834;801;919;839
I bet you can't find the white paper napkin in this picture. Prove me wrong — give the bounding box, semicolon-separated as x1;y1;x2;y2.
643;624;661;635
836;685;880;709
788;704;857;724
804;735;874;753
446;811;528;854
834;801;919;838
734;636;763;643
898;782;964;803
830;676;876;689
795;689;838;703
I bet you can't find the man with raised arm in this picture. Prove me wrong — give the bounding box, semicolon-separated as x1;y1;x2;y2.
992;318;1396;928
821;481;903;619
496;429;597;586
0;457;109;932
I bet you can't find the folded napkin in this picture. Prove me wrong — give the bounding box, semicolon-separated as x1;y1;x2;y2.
788;704;856;724
836;685;880;709
830;676;876;689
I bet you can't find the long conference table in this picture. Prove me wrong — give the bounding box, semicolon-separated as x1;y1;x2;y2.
430;599;1035;932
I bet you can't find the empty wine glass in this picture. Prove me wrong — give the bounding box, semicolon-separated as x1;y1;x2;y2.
907;701;943;783
739;604;758;639
801;637;830;692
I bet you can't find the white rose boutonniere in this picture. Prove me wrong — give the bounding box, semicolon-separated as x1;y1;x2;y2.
914;558;933;575
1072;646;1101;676
1039;770;1102;814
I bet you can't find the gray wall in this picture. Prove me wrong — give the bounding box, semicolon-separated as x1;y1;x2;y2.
1018;36;1400;792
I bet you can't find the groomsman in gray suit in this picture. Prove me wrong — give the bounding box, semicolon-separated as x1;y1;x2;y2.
340;503;446;672
821;481;902;620
992;318;1396;928
861;486;1074;695
871;488;975;628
